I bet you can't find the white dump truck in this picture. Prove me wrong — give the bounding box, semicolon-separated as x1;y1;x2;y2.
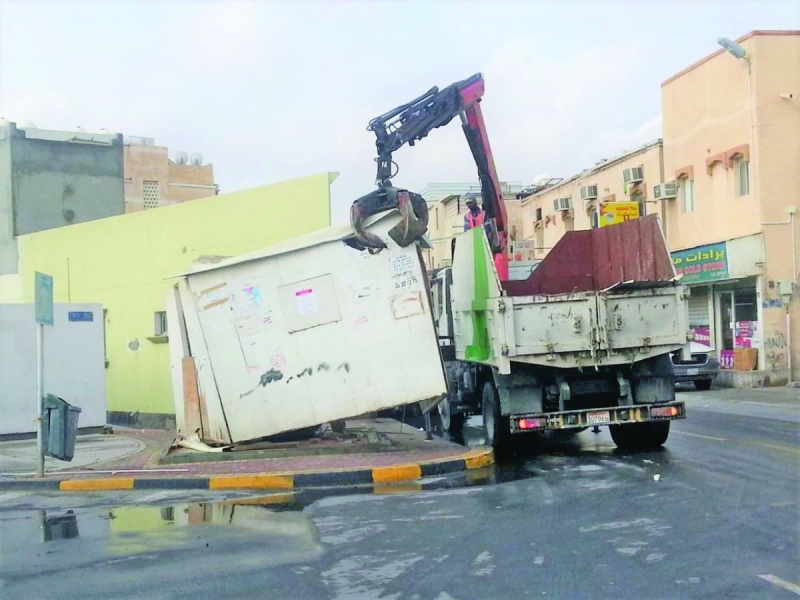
347;73;690;452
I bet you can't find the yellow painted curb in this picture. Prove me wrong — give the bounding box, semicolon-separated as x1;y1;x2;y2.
60;478;135;491
209;474;294;490
372;464;423;483
464;449;494;470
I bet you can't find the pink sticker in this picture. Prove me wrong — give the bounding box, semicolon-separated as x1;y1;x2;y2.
271;353;286;368
356;316;369;325
295;288;313;297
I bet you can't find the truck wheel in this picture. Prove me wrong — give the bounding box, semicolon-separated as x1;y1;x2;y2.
481;382;510;453
609;421;670;449
694;379;712;391
438;397;465;433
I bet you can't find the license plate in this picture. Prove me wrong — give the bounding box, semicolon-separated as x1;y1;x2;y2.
586;411;611;424
687;368;699;376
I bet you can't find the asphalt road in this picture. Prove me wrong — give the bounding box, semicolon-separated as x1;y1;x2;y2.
0;391;798;600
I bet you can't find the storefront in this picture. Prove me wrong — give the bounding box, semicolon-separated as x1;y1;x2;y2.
672;236;763;372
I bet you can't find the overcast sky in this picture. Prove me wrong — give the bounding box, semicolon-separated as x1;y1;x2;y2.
1;1;797;223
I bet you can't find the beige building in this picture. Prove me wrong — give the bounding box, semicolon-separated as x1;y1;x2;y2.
661;30;799;385
516;30;799;386
519;141;664;261
424;182;525;270
124;136;217;212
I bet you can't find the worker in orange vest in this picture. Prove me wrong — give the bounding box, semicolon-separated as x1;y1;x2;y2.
463;195;485;231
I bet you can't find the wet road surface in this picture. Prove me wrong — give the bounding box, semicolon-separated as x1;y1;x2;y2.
0;392;798;599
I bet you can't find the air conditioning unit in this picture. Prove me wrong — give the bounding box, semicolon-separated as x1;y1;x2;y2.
580;185;598;200
553;197;572;212
654;181;679;200
623;166;644;185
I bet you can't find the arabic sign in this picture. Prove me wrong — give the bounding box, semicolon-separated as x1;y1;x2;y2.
672;242;729;284
34;272;54;326
599;202;640;227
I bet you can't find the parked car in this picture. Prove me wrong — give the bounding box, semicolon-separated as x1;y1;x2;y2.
672;342;720;390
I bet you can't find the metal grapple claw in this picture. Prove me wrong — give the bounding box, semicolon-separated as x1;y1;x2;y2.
350;186;429;252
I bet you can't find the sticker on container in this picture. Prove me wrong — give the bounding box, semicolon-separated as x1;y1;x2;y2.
394;273;419;291
295;288;317;315
390;254;416;277
199;283;229;310
390;291;425;320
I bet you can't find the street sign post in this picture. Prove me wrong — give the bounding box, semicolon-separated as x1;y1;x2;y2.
34;272;54;477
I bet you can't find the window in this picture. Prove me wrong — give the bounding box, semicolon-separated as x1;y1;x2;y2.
535;207;543;222
680;179;694;213
735;158;750;196
590;211;599;229
565;216;574;232
154;311;168;336
631;190;646;217
143;180;159;209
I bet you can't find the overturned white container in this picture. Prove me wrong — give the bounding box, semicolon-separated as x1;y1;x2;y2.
167;213;446;444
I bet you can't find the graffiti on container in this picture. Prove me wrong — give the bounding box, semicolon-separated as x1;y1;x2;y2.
259;369;284;386
242;362;353;397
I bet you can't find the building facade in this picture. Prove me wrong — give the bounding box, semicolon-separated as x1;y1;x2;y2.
519;141;664;262
0;120;125;274
661;30;799;385
123;137;217;212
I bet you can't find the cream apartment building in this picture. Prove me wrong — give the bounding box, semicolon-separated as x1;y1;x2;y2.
124;136;217;212
661;30;799;385
519;140;664;261
517;30;799;386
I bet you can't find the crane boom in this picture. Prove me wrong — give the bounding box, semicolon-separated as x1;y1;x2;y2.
350;73;509;280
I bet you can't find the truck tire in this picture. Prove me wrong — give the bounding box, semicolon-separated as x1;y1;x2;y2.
694;379;712;391
609;421;670;449
438;397;465;434
481;382;510;454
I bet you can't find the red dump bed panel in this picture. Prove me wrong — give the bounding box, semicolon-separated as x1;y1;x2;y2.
503;215;675;296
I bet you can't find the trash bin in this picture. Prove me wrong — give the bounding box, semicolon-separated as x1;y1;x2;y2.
42;395;82;461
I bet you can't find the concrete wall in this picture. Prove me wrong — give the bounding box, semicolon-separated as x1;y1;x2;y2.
124;144;216;213
751;34;800;382
0;304;105;436
11;135;125;236
0;133;16;274
6;173;334;428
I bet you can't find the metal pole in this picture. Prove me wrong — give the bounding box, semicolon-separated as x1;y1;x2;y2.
424;411;433;441
787;308;793;384
37;322;45;477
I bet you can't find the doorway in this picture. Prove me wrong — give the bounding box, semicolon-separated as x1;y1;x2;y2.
718;291;734;351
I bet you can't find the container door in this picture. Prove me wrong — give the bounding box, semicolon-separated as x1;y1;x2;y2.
512;295;597;356
597;287;686;351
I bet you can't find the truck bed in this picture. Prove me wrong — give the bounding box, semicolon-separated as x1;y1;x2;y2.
450;216;690;373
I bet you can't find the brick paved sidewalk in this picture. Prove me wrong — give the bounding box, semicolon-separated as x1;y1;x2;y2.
22;418;477;481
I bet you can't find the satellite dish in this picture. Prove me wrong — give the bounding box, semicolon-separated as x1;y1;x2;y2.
189;153;203;166
175;151;189;165
99;128;115;135
19;120;37;129
75;126;86;132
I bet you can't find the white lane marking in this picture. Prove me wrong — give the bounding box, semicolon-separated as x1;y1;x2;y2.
672;431;727;442
0;492;31;504
758;574;800;596
135;490;187;505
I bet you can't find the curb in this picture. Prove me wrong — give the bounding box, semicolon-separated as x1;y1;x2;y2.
0;447;494;492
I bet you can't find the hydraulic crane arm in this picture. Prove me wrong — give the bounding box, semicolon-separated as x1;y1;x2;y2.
350;73;508;276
